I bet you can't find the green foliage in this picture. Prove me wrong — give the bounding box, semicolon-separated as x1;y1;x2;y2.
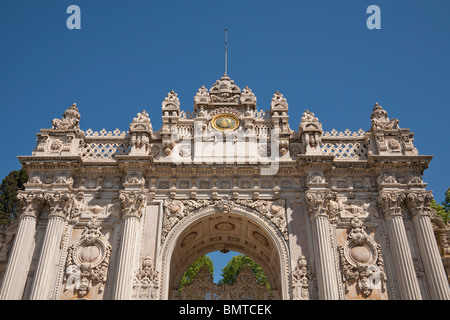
218;254;271;290
0;169;28;226
431;187;450;224
178;255;214;292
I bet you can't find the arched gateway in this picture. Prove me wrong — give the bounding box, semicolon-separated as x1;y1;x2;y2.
0;73;449;300
160;204;291;300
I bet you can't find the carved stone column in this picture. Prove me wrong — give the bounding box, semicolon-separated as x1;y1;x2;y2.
0;192;44;300
113;192;147;299
378;191;422;299
406;192;450;300
29;193;72;300
306;189;340;300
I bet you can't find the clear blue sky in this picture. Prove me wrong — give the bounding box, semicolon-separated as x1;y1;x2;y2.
1;1;449;280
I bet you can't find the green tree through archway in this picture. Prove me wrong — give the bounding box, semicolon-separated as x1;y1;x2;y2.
178;252;271;292
218;254;271;290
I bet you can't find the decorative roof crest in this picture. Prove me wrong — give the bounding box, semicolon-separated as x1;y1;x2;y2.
370;102;399;130
51;103;80;130
209;74;241;103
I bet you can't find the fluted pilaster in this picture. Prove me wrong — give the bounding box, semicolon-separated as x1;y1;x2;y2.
378;191;422;299
113;192;147;299
306;190;340;300
407;192;450;300
0;192;43;300
0;214;37;300
29;193;72;300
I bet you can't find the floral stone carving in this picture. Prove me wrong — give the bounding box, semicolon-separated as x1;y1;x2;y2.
291;254;313;300
132;257;159;300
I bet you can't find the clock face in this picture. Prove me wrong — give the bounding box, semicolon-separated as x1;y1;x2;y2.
211;114;239;131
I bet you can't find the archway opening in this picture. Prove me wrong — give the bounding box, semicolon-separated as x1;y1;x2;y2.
167;212;283;299
176;251;272;300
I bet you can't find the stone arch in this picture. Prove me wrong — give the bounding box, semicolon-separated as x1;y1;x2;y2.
157;204;291;300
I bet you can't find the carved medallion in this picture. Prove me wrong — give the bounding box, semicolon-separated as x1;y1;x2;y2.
64;217;111;298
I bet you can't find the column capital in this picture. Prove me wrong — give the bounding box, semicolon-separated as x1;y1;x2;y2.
44;192;73;220
406;191;433;218
119;191;147;220
17;191;45;219
305;188;340;221
377;190;406;219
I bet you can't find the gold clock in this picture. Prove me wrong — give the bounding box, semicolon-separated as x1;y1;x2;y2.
211;114;239;131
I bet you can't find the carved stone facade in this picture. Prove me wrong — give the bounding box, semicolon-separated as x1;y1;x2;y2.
0;73;449;300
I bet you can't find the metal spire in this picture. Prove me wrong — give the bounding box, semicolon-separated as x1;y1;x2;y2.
225;28;228;75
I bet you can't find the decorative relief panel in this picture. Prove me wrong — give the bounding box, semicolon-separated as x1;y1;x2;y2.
338;217;386;298
291;254;313;300
132;257;159;300
63;217;111;298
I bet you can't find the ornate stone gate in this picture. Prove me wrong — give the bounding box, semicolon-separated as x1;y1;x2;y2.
0;73;449;300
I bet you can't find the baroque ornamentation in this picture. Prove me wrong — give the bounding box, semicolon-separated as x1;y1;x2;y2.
17;191;45;218
209;74;241;104
64;217;111;298
161;199;212;243
52;103;80;130
406;191;433;218
305;189;340;222
234;199;288;240
377;191;406;219
215;196;234;214
44;192;76;219
370;103;399;131
161;198;289;243
301;110;319;123
132;257;159;300
291;254;312;300
338;216;386;298
119;192;147;219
